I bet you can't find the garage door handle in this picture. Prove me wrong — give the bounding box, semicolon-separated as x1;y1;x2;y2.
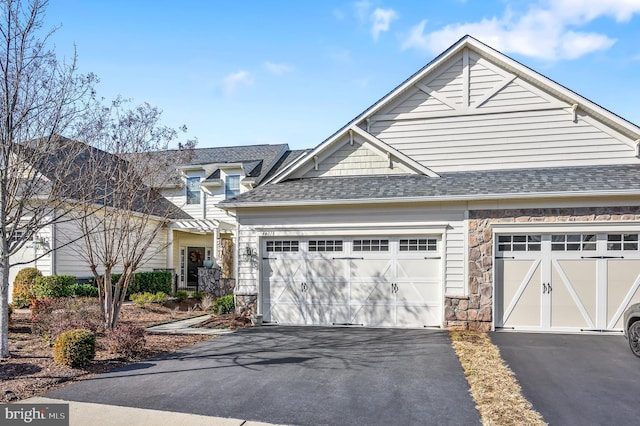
543;283;547;294
424;256;441;260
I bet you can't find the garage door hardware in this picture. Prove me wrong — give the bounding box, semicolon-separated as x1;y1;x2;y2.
300;282;308;291
542;283;552;294
579;328;624;333
424;256;442;259
496;256;515;259
391;283;399;293
332;322;364;326
331;257;365;260
580;255;624;259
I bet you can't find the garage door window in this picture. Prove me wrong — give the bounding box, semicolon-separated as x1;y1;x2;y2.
309;240;343;252
399;238;437;251
551;234;596;251
353;239;389;252
266;240;299;252
497;235;541;252
607;234;639;251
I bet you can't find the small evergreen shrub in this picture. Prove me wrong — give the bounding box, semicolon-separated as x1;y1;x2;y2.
213;294;235;315
11;268;42;308
34;275;75;299
130;291;167;307
69;283;99;298
104;325;146;359
53;329;96;368
192;291;205;302
173;290;189;303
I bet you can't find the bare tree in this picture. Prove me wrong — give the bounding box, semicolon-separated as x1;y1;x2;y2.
0;0;97;358
73;99;195;329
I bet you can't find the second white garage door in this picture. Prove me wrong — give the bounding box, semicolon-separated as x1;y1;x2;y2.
495;233;640;332
262;237;442;328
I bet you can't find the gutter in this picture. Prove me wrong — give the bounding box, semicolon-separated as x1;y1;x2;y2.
217;189;640;210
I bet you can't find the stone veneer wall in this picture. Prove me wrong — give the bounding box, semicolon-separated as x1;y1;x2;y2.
445;206;640;332
235;294;257;317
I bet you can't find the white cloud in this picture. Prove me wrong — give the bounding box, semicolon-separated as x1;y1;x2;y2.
264;61;293;75
353;0;372;22
371;8;398;40
401;0;640;60
222;70;253;95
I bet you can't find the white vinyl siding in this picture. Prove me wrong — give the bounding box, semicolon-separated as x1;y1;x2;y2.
370;109;636;172
54;215;168;278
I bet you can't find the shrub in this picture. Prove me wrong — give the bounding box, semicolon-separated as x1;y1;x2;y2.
130;291;167;307
34;275;75;299
31;298;103;346
53;329;95;368
104;325;146;359
69;283;99;298
213;294;235;315
111;271;172;298
11;268;42;308
192;291;205;302
173;290;189;303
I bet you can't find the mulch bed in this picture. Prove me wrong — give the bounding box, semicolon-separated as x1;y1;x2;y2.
1;302;244;402
194;313;252;330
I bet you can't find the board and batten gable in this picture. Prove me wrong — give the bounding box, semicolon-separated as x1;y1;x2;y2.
234;204;467;298
299;133;412;178
366;48;638;173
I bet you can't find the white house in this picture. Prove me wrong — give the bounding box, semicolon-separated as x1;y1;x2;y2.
8;142;305;299
220;35;640;333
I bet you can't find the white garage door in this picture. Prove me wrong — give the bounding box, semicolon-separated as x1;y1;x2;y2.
262;237;442;328
495;233;640;332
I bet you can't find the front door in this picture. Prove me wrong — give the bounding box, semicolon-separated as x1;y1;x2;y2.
187;246;205;288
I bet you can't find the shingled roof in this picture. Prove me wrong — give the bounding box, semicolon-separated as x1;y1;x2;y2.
146;144;289;187
219;164;640;207
33;137;191;220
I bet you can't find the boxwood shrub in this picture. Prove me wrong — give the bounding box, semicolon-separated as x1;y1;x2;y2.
34;275;75;299
53;328;96;368
110;271;172;298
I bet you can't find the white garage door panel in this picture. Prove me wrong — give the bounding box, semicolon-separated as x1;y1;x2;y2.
551;260;596;329
262;237;443;328
499;259;542;328
607;259;640;329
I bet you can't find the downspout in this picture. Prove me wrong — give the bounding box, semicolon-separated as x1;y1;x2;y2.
51;221;57;275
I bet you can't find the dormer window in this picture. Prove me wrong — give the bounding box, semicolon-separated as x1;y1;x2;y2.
186;176;201;204
225;175;240;199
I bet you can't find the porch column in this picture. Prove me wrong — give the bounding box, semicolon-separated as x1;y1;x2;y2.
166;227;174;270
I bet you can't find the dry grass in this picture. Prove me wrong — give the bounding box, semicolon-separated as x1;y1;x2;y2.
450;330;547;426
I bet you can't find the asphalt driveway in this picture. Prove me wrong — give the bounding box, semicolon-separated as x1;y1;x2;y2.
46;326;480;425
491;332;640;426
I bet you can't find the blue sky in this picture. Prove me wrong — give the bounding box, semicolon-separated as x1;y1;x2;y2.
45;0;640;150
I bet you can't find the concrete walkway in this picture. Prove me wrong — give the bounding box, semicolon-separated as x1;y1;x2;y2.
145;315;235;335
23;397;279;426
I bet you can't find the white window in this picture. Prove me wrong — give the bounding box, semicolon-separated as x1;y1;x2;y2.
186;176;201;205
607;234;639;251
497;235;541;252
225;175;241;199
266;240;299;252
399;238;437;252
353;239;389;252
551;234;596;251
309;240;343;252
